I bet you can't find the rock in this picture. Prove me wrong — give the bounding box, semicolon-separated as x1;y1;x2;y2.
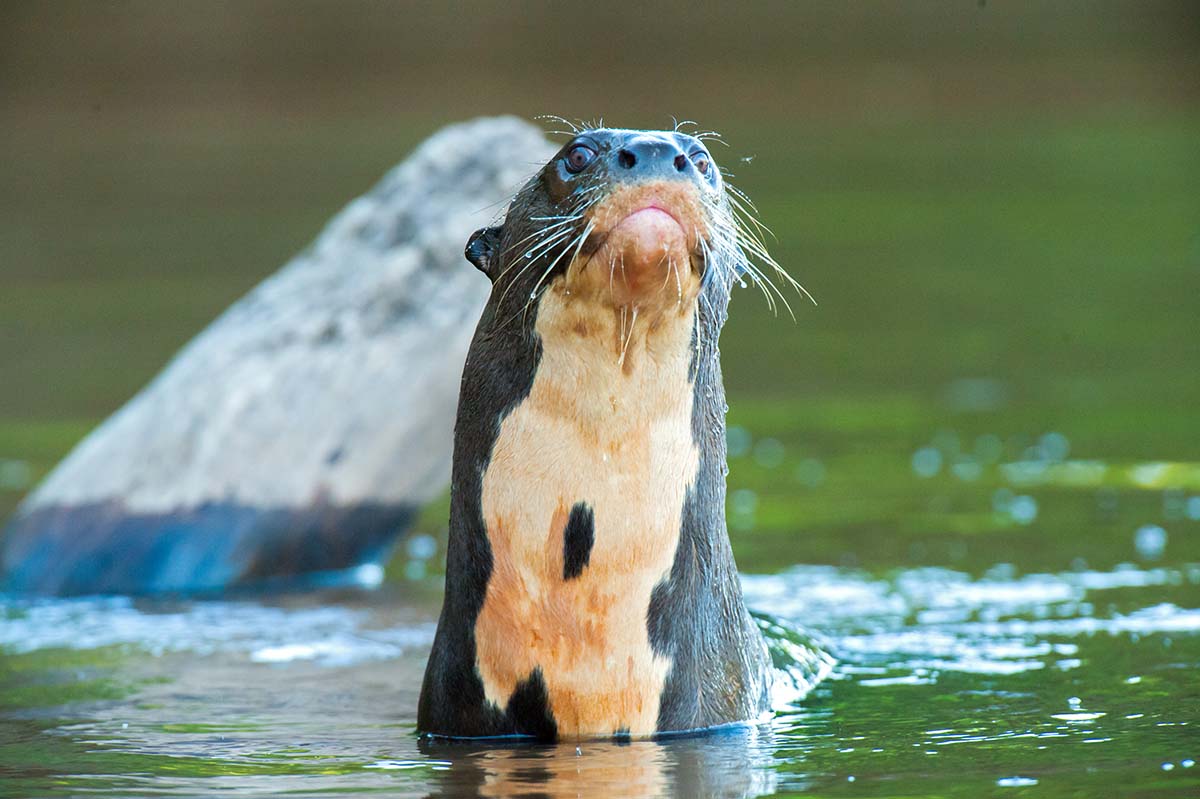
1;116;556;595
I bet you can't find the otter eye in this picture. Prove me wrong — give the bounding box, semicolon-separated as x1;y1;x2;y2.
565;144;597;174
690;150;711;176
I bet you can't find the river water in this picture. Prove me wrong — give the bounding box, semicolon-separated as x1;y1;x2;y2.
2;552;1196;797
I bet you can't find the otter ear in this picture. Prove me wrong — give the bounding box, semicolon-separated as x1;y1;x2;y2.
465;226;504;281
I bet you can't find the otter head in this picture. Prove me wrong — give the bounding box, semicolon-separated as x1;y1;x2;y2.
465;128;751;361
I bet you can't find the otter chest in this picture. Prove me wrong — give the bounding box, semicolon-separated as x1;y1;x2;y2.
473;295;699;738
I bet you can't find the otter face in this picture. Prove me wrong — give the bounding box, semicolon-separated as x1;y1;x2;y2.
552;130;717;312
466;128;746;342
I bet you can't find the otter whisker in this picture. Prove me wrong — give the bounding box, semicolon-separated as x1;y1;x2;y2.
517;222;596;327
517;226;576;261
618;304;626;357
744;262;789;318
490;226;588;335
671;255;684;305
694;131;728;147
735;222;813;309
501;219;577;260
518;213;580;236
529;221;593;304
709;190;814;315
495;227;574;288
494;230;577;310
568;221;595;269
697;233;712;282
659;243;676;293
617;304;639;368
533;114;580;136
726;192;777;245
724;184;766;221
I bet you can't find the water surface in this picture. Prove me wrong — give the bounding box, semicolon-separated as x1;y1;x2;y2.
2;553;1196;797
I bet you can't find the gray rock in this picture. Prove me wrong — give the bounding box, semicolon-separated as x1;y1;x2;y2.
1;116;556;595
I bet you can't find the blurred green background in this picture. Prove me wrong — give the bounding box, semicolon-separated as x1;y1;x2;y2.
1;0;1198;575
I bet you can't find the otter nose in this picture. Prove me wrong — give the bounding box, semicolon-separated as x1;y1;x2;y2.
613;137;691;180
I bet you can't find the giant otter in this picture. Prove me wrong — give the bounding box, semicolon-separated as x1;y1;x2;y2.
418;126;797;740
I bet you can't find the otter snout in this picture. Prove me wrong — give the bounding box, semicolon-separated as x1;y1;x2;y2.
572;180;705;311
612;136;702;183
602;205;688;295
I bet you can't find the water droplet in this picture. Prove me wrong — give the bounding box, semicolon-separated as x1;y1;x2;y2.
997;777;1039;787
1134;525;1168;560
726;426;751;458
1010;495;1038;525
984;563;1017;581
794;458;826;488
354;563;385;588
730;489;758;516
1186;496;1200;521
911;447;942;478
753;438;785;468
406;533;437;561
1162;762;1175;771
1039;431;1070;461
951;457;983;482
1095;487;1120;520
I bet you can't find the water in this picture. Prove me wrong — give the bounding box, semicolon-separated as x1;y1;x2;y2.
1;557;1196;798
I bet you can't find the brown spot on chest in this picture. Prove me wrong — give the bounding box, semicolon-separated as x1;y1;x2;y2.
473;285;699;739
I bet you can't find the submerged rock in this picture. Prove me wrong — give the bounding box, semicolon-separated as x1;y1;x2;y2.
1;116;555;595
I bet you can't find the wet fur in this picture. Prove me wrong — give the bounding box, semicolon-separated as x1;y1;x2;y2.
419;130;772;740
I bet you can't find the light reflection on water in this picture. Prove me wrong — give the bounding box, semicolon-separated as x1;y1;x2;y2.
1;562;1197;797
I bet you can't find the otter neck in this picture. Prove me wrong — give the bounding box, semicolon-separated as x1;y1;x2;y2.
536;279;699;410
